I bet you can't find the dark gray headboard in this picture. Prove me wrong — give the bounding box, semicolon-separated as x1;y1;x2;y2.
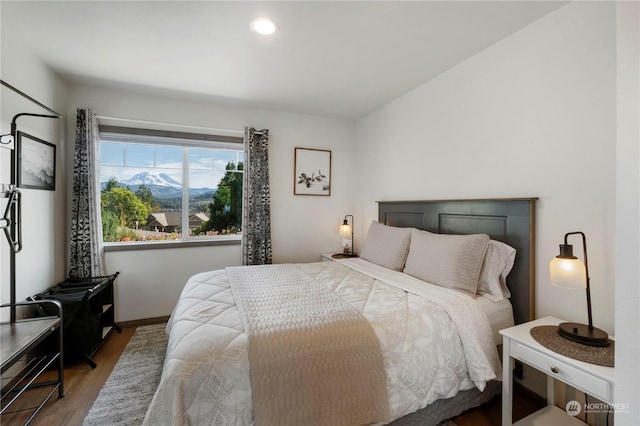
378;198;536;325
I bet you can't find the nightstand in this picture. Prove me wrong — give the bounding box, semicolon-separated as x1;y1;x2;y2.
500;316;614;426
321;253;359;262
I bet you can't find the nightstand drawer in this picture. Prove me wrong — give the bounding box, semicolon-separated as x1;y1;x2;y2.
511;342;611;403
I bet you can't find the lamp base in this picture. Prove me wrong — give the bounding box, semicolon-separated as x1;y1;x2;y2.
331;253;359;259
557;322;610;347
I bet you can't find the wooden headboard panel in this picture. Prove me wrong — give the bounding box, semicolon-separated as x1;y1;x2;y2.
378;198;536;325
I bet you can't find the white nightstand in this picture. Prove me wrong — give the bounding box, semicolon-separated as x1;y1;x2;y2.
321;253;359;262
500;316;614;426
321;253;334;262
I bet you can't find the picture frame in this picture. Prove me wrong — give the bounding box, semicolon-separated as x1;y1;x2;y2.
17;131;56;190
294;147;331;196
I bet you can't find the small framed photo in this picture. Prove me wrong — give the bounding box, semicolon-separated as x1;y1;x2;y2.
294;147;331;196
17;131;56;190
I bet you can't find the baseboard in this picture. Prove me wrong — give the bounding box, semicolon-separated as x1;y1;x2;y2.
118;316;170;328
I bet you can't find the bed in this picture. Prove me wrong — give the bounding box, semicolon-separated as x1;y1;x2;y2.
144;198;536;426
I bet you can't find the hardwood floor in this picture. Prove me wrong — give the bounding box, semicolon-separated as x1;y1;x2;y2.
1;327;136;426
2;326;545;425
452;383;546;425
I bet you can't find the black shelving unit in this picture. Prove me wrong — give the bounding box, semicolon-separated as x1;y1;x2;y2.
30;273;121;368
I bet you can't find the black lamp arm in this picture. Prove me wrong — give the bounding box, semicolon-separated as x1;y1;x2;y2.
563;231;593;330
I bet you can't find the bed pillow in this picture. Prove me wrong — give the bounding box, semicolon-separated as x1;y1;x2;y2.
360;221;412;271
477;240;516;302
403;229;489;297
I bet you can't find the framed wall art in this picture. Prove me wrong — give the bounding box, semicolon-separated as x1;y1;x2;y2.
17;131;56;190
294;147;331;196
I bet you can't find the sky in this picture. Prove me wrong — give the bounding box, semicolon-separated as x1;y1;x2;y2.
100;142;243;188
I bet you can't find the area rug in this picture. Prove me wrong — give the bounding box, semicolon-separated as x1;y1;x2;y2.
83;323;168;426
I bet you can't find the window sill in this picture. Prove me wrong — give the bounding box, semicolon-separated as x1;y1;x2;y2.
104;237;241;252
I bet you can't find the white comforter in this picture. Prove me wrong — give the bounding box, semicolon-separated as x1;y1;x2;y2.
144;259;502;425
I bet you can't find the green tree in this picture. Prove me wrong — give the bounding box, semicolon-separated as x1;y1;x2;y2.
101;210;119;242
103;177;120;193
228;162;243;222
194;162;243;234
102;186;149;228
135;184;155;211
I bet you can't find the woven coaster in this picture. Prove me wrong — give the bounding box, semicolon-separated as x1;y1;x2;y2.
530;326;614;367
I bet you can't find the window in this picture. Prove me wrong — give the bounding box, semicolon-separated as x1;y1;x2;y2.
98;126;243;244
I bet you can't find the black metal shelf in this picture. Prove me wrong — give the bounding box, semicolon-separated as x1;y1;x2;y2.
0;301;64;425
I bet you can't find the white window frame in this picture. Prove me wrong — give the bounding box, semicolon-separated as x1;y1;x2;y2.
98;126;244;251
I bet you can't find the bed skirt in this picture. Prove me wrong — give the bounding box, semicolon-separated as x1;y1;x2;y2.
389;380;501;426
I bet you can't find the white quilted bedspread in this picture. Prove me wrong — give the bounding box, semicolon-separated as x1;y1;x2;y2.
143;260;502;425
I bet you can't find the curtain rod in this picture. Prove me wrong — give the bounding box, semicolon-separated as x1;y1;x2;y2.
95;115;244;135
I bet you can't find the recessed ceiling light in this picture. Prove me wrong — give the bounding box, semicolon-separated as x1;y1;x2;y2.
250;17;277;35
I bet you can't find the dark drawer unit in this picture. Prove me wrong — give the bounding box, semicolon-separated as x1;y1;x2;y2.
30;273;121;368
1;300;64;425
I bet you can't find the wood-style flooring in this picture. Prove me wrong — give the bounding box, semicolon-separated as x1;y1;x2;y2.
1;327;136;426
2;326;545;425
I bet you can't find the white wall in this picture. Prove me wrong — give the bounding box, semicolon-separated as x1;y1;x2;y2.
615;2;640;424
0;30;68;310
355;1;616;331
355;1;618;396
67;84;355;321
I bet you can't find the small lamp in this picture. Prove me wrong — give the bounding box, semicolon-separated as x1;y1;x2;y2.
333;214;358;258
549;231;610;347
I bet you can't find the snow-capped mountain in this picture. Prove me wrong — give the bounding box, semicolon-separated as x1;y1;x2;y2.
123;172;181;188
101;171;215;199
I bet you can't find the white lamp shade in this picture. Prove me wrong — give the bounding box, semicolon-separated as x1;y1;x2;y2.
549;257;586;289
339;223;351;237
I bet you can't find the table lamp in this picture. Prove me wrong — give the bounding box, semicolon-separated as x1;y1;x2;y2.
549;231;610;347
332;214;357;258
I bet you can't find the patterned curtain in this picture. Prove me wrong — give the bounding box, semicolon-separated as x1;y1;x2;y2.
68;108;105;279
242;127;272;265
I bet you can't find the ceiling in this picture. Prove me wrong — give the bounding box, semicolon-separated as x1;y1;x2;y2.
1;1;567;119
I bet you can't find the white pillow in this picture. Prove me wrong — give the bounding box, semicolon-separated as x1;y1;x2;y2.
360;221;412;271
403;229;490;297
477;240;516;302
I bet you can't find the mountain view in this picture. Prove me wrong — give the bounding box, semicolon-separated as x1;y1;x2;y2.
102;171;216;199
100;167;241;242
124;172;181;188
